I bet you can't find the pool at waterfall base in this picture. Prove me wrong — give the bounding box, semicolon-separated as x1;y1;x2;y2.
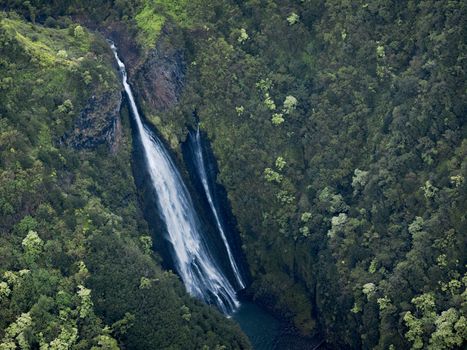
111;42;325;350
233;301;325;350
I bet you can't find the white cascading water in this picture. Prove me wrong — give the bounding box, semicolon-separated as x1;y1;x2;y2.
110;43;239;313
190;127;245;289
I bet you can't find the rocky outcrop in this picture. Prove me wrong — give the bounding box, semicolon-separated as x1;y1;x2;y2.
62;90;122;152
134;26;186;112
102;22;141;75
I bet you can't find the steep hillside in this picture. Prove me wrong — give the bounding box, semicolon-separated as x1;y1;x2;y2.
1;0;466;349
0;14;249;349
167;0;466;348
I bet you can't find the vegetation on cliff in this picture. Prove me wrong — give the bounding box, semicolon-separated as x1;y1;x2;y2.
1;0;466;349
0;13;249;350
168;1;466;348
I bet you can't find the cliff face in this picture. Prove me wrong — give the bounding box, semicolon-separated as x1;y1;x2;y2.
133;26;186;113
135;47;185;112
162;1;467;349
59;21;186;154
62;90;123;152
0;14;251;350
95;21;187;149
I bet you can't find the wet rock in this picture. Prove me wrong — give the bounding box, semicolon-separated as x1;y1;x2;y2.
62;90;122;152
103;21;141;75
134;26;186;112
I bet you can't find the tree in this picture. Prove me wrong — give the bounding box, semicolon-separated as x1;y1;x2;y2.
22;230;43;265
429;309;466;349
271;113;284;125
283;95;298;114
73;25;85;39
287;13;300;25
139;235;152;255
275;156;286;170
352;169;369;195
77;285;93;319
237;28;248;43
264;168;283;183
91;335;119;350
0;313;32;350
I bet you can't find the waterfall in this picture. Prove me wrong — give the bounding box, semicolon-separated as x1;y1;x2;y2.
189;127;246;290
110;43;239;313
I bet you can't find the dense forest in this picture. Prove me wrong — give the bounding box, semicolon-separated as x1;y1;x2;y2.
1;0;466;349
0;6;249;350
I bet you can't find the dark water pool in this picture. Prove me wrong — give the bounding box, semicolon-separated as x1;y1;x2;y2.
232;302;325;350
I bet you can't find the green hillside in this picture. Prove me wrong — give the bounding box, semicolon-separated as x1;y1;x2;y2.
0;14;249;350
0;0;465;349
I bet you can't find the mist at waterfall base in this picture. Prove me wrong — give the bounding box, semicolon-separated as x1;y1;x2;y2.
111;43;324;349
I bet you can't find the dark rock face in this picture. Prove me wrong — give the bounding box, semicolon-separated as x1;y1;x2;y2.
62;90;122;152
134;28;186;112
103;22;141;75
61;23;185;153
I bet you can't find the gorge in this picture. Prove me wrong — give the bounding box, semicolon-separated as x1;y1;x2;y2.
111;43;240;314
112;41;323;349
1;1;465;349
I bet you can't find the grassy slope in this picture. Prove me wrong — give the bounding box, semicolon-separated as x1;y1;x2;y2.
134;0;190;49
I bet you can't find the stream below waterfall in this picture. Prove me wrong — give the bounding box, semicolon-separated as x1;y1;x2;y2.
111;43;324;349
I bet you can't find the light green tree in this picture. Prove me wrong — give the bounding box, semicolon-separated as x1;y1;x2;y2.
237;28;248;43
327;213;348;238
264;168;283;183
139;235;153;255
22;230;43;264
404;311;424;349
403;293;466;350
57;100;73;114
0;281;11;300
73;25;85;39
264;93;276;110
377;296;391;311
139;277;152;289
77;285;93;319
91;334;119;350
301;212;312;223
47;326;78;350
275;156;286;171
428;308;466;349
287;13;300;25
362;282;376;300
299;226;310;237
181;305;191;322
57;50;68;59
421;180;438;199
351;169;369;195
271;113;284;125
283;95;298;114
0;313;32;350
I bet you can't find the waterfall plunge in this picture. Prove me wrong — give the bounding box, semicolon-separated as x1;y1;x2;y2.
110;43;240;313
189;127;246;290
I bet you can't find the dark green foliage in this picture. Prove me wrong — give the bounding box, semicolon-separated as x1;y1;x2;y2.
159;0;466;348
1;0;466;349
0;15;250;349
